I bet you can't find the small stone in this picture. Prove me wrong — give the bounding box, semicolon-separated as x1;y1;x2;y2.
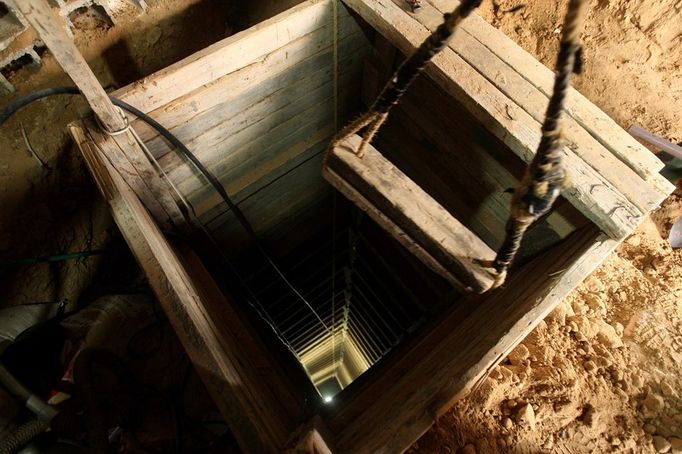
632;374;644;389
611;437;621;446
612;321;624;336
542;437;554;450
590;319;623;348
644;424;658;434
508;344;530;366
583;360;597;372
462;443;476;454
506;399;518;409
502;417;513;429
653;435;671;453
515;404;536;428
668;437;682;453
611;369;624;382
489;367;504;381
660;382;676;398
627;235;641;247
642;393;665;412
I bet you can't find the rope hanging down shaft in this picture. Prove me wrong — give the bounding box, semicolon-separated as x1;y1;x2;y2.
489;0;589;286
329;0;482;158
329;0;589;290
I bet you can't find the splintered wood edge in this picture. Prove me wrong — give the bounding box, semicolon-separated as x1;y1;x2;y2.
324;135;497;293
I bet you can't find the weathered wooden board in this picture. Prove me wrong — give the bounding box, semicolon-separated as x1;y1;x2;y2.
426;0;671;193
324;134;497;293
328;225;619;452
112;0;334;114
405;0;667;213
11;0;123;131
13;0;188;231
69;122;311;452
342;0;648;239
385;76;587;250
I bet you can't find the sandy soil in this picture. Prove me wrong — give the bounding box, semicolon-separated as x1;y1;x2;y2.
0;0;237;309
412;0;682;452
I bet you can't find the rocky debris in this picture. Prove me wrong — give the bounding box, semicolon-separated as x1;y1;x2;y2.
508;344;530;366
502;417;513;429
669;437;682;454
653;435;672;453
583;360;597;372
644;423;658;434
548;301;575;326
515;404;535;428
642;393;666;413
461;443;476;454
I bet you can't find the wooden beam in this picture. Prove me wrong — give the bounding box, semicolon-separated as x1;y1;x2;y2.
324;134;497;294
112;0;337;115
327;225;619;452
11;0;124;132
426;0;670;191
69;121;310;452
408;0;667;212
12;0;189;231
342;0;647;239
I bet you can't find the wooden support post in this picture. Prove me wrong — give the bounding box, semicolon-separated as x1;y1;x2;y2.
10;0;124;132
11;0;189;231
70;121;312;452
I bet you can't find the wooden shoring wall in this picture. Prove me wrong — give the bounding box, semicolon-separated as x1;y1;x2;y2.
53;0;675;451
109;0;372;249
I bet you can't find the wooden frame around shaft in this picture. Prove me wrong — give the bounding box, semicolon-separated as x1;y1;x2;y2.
18;0;669;451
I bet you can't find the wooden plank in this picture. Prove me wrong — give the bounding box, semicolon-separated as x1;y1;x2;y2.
81;120;175;230
153;31;368;175
209;148;332;245
406;0;667;212
324;134;497;294
166;64;365;222
11;0;189;230
342;0;644;239
390;76;583;250
328;225;619;452
84;120;189;231
69;121;309;452
11;0;124;131
133;16;365;155
112;0;335;114
427;0;671;192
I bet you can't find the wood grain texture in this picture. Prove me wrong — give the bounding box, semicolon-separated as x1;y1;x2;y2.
342;0;646;239
69;121;308;453
328;225;619;453
408;0;667;212
324;134;497;293
84;120;189;231
426;0;671;193
387;75;584;251
11;0;125;131
112;0;335;114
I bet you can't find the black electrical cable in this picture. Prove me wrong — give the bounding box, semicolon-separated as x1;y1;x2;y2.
1;87;329;333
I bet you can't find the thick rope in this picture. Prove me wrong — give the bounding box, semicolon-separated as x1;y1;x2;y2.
330;0;482;157
489;0;589;287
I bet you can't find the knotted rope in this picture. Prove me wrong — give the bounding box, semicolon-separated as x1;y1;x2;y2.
489;0;589;287
329;0;482;158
